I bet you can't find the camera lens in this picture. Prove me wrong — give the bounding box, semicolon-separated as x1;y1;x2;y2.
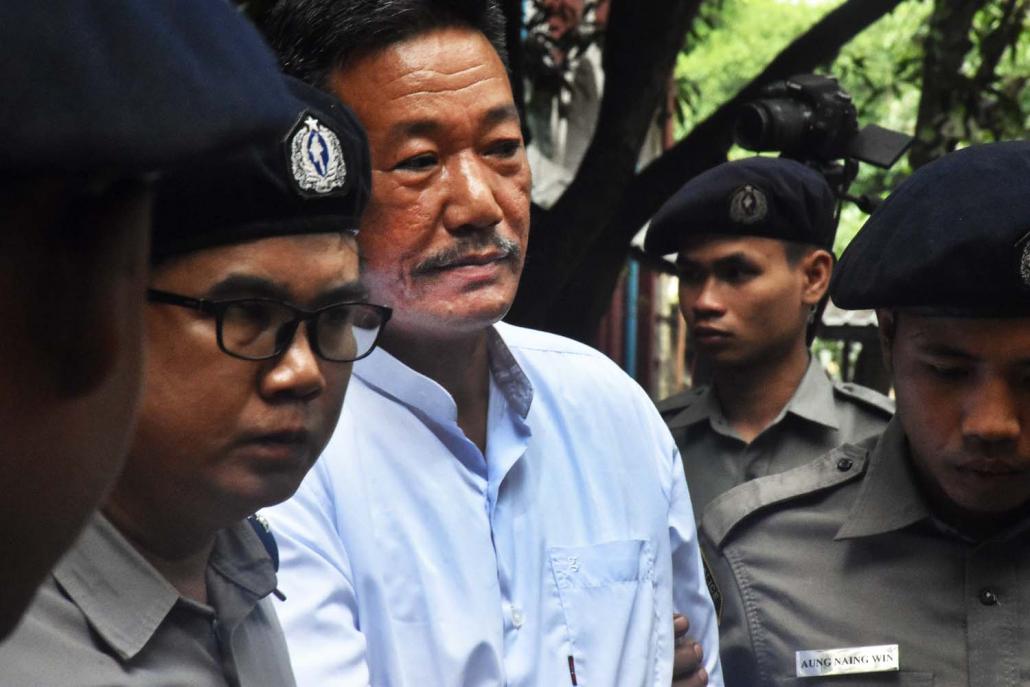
734;99;810;152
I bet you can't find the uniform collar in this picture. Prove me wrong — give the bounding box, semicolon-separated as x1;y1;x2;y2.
353;323;534;424
52;513;277;660
835;417;931;539
665;385;719;429
783;356;840;430
666;356;838;431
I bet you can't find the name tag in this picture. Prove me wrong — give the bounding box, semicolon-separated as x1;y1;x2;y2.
796;644;900;678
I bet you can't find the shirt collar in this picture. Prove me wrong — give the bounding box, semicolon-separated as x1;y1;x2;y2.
52;513;181;660
666;356;837;431
782;356;840;430
353;324;534;423
52;514;278;661
666;386;720;429
836;417;931;540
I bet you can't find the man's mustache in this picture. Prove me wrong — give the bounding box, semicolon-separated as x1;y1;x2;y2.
412;233;522;276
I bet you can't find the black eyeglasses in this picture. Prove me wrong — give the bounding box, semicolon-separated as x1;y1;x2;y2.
147;288;391;362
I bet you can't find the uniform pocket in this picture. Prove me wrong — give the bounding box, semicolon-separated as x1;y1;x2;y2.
548;539;657;687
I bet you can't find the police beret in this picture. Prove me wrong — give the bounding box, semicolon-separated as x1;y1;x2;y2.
0;2;295;174
644;156;837;256
150;77;371;262
831;141;1030;316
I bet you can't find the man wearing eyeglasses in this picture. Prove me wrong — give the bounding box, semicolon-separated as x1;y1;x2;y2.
0;79;388;685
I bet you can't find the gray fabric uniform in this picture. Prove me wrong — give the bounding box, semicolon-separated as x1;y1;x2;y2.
657;357;893;520
703;418;1030;687
0;514;295;687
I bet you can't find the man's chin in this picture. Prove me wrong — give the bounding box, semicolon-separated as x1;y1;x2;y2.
390;300;515;339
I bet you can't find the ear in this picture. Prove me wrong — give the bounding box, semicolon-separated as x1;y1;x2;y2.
876;308;896;377
799;249;834;306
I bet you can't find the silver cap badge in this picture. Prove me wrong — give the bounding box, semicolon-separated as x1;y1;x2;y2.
729;184;768;225
1019;231;1030;288
289;115;347;196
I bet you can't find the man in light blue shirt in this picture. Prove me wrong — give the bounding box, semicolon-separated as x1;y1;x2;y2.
261;1;722;685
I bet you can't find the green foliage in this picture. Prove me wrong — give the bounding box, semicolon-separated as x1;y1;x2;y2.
673;0;1029;254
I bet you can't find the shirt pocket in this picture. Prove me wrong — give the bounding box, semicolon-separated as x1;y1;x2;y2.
779;672;934;686
547;539;657;687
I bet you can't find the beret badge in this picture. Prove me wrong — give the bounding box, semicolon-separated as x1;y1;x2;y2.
1018;230;1030;289
729;184;768;225
288;113;347;197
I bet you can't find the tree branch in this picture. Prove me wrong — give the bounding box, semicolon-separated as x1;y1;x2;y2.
509;0;704;324
521;0;906;340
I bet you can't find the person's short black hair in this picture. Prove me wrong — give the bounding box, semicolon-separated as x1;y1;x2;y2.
264;0;509;87
783;240;821;266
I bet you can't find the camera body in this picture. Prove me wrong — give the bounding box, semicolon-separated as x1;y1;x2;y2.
735;74;911;169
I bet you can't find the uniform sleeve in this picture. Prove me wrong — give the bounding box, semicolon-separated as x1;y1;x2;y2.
668;445;725;686
699;530;761;687
262;462;371;687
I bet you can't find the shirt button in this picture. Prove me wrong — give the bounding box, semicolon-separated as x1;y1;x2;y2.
511;608;524;629
979;588;999;606
836;457;854;472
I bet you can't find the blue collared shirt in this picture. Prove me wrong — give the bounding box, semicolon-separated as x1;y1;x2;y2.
264;322;723;686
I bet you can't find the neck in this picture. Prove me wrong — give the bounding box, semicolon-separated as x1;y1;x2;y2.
381;327;492;453
102;498;217;604
711;342;811;444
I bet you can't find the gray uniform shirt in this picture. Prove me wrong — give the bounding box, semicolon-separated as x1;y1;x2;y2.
657;356;893;520
0;513;296;687
703;418;1029;687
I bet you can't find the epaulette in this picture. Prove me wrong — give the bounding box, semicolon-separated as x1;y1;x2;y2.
654;387;703;417
831;380;895;418
702;443;869;549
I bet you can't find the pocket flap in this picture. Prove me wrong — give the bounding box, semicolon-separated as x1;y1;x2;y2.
548;539;653;589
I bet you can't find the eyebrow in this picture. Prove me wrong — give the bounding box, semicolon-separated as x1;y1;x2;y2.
676;252;754;269
205;274;368;307
915;343;977;360
386;104;521;142
311;281;369;309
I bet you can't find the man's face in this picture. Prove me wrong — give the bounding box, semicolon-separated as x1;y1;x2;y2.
328;27;531;343
109;234;361;526
676;235;820;368
0;179;150;638
886;313;1030;519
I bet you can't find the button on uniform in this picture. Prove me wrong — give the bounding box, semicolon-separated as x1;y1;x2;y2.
511;607;524;629
978;589;999;606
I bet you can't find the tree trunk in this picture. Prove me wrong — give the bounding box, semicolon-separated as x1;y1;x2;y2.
908;0;987;169
509;0;705;326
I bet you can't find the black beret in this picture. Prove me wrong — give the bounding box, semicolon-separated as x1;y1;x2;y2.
831;141;1030;316
0;2;295;175
644;156;837;255
150;77;372;262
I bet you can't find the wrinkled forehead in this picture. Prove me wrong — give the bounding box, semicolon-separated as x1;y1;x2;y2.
332;27;509;96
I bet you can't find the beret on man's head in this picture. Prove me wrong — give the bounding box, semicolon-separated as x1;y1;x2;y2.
0;1;295;174
150;77;372;263
830;141;1030;317
644;156;837;256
